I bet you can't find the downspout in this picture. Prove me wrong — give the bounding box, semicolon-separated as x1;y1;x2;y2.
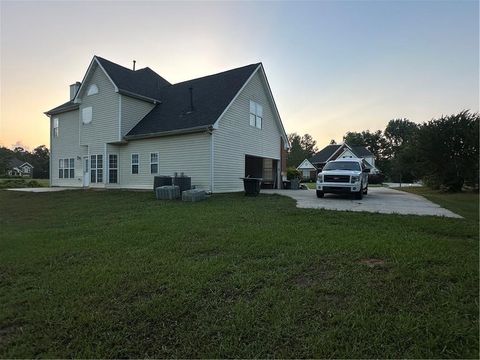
210;130;214;193
49;116;52;186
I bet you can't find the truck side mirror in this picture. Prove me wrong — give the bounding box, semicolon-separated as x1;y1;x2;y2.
363;168;371;173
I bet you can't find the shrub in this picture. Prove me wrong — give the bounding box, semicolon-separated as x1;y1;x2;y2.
286;167;301;180
368;173;385;184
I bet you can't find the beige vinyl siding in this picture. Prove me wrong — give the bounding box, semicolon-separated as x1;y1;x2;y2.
115;132;211;190
79;64;119;145
50;110;85;187
121;95;155;137
213;71;282;192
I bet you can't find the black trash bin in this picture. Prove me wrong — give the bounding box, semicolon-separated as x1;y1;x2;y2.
241;177;262;196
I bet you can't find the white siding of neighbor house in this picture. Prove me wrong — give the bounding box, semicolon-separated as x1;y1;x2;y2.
213;70;283;192
79;64;119;146
50;110;85;187
338;149;357;159
120;95;155;137
297;159;316;170
108;132;211;190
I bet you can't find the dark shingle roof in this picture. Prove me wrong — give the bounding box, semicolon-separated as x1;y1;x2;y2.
309;145;341;164
351;146;374;157
8;158;24;168
126;63;261;137
95;56;171;100
45;100;79;116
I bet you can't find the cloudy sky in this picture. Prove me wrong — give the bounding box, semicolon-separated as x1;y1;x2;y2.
1;0;478;150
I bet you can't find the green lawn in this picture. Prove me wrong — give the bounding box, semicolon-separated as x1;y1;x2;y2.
0;189;478;358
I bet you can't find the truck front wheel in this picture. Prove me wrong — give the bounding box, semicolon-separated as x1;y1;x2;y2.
316;190;324;198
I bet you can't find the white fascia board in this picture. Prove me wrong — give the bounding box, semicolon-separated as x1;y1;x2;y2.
257;64;290;149
73;56;119;104
296;159;315;170
118;94;122;141
19;162;34;168
325;144;347;163
212;64;261;130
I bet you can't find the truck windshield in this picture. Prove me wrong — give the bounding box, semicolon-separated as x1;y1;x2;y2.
323;161;361;171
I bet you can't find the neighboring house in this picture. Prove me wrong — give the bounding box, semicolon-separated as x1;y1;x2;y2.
6;158;34;177
297;142;379;178
296;158;316;179
45;56;289;192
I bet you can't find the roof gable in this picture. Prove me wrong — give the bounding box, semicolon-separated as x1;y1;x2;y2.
297;159;315;170
309;144;341;164
73;56;171;104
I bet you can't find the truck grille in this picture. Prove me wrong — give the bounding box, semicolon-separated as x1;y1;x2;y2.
324;175;350;183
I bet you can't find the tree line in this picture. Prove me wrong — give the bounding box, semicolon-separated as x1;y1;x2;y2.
288;110;479;191
0;145;50;179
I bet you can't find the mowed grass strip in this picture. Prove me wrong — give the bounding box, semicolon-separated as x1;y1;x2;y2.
0;189;478;358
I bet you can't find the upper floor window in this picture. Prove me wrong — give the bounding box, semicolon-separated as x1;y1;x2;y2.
87;84;98;96
249;100;263;129
53;118;59;137
150;152;159;174
82;107;92;124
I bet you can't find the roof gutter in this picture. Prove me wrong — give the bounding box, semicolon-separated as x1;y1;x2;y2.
44;104;80;116
124;125;214;141
117;89;162;104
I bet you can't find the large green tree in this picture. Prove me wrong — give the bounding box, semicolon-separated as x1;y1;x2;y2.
0;145;50;178
417;111;479;191
343;130;388;162
287;133;318;167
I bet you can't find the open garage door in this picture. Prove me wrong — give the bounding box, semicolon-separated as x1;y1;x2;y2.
245;155;278;189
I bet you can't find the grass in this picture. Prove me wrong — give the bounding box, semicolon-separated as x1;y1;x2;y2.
0;188;478;358
397;186;479;221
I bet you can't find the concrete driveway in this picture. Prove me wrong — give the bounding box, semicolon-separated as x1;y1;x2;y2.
262;187;462;218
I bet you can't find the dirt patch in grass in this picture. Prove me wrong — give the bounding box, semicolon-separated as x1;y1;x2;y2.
0;321;23;346
292;262;337;288
358;258;385;268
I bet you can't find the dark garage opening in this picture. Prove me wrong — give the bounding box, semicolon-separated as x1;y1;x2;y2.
245;155;278;189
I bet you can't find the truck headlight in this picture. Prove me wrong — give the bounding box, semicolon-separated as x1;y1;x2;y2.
317;174;323;183
351;176;360;183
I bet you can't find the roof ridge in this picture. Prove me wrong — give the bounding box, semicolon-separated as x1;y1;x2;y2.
95;55;135;72
171;63;261;86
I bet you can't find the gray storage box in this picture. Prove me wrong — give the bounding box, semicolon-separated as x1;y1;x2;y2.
155;185;180;200
182;189;207;202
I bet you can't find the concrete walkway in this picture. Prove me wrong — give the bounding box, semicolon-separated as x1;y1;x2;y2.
262;187;462;218
6;187;80;193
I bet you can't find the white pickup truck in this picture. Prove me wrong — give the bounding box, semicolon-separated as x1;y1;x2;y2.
316;159;370;199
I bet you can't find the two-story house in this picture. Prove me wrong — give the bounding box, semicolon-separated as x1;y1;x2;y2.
45;56;289;192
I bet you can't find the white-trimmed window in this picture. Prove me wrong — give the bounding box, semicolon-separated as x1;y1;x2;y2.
87;84;98;96
82;107;92;124
131;154;139;174
90;154;103;183
249;100;263;129
59;158;74;179
150;152;159;174
109;154;118;184
53;118;59;137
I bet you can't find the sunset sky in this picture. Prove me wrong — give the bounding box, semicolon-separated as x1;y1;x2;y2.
1;0;478;150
